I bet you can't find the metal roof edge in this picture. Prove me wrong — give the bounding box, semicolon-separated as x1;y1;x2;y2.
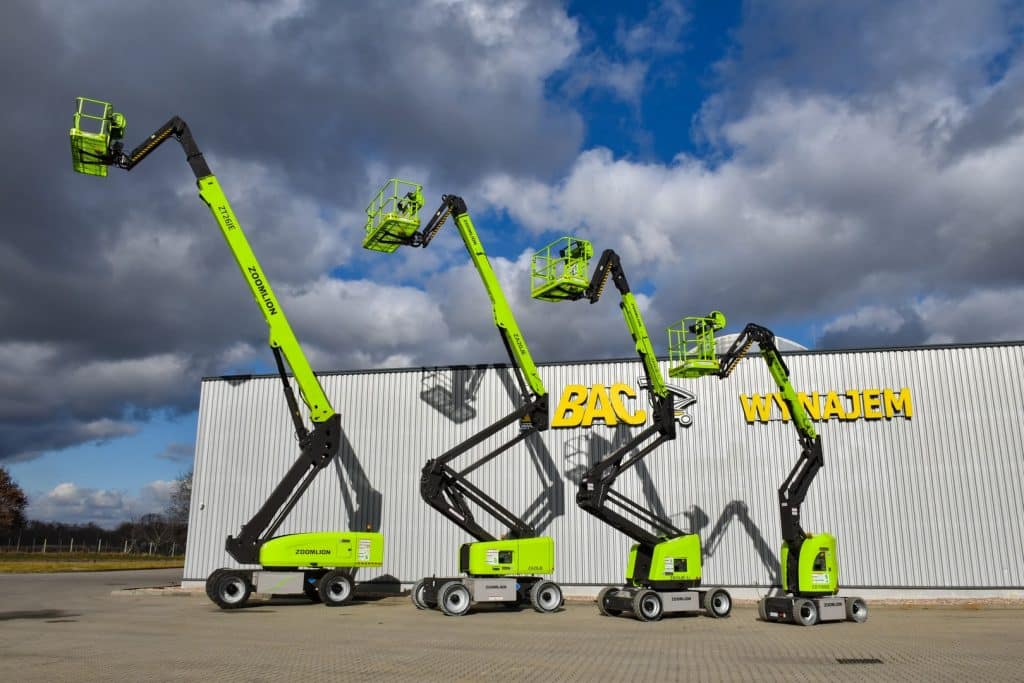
201;338;1024;383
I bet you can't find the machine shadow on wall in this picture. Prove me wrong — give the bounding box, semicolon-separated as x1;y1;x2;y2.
417;365;565;536
419;365;487;424
331;426;383;534
684;501;781;587
562;421;669;522
332;426;400;591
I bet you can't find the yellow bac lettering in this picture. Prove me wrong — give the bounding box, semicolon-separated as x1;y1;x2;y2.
552;383;647;428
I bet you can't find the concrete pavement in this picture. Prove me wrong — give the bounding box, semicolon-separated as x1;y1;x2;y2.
0;570;1021;681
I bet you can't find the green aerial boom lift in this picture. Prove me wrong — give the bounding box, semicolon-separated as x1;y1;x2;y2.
362;180;565;616
671;313;868;625
69;97;384;609
531;237;732;621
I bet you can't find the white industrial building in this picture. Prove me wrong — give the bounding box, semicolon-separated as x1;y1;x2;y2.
184;341;1024;599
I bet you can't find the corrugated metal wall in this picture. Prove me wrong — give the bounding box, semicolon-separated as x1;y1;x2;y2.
184;343;1024;590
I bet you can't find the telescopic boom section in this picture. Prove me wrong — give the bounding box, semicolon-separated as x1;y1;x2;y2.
567;249;682;546
418;195;546;403
73;105;342;564
716;324;823;550
390;194;548;541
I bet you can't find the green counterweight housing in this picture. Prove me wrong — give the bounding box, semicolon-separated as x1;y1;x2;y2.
626;535;702;584
363;180;564;616
69;98;384;610
462;537;555;576
260;531;385;570
781;533;838;595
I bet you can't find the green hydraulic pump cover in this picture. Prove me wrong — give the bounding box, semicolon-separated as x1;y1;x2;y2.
781;532;838;595
258;531;384;569
626;534;702;583
461;536;554;576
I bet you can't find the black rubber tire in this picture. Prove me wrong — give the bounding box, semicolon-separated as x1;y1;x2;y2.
757;598;768;622
703;588;732;618
793;598;818;626
204;568;227;602
596;586;622;617
318;570;354;607
846;596;869;623
209;570;252;610
632;589;663;622
438;581;472;616
411;579;429;610
529;580;562;613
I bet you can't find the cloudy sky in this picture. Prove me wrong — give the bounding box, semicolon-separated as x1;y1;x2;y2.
3;0;1023;525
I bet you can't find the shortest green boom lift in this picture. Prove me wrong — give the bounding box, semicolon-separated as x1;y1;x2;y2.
671;313;868;626
531;237;732;621
70;98;383;609
363;180;563;616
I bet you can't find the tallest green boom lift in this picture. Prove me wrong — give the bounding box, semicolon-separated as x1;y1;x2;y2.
362;180;568;616
69;97;383;609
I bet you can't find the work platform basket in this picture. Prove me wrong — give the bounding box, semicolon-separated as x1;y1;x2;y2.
69;97;123;177
363;179;423;253
530;236;594;302
668;311;726;378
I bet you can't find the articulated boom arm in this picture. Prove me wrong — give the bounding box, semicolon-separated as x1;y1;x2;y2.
420;406;546;541
716;324;823;548
73;102;345;564
581;250;667;399
389;194;549;541
566;250;681;546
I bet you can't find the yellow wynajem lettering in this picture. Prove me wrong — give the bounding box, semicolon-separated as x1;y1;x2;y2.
845;390;862;419
799;392;821;421
884;387;913;418
609;383;646;425
740;387;913;423
821;391;847;420
582;383;618;426
862;389;883;419
739;394;774;423
552;384;588;427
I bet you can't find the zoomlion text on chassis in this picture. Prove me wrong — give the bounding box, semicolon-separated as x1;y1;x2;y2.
69;98;384;609
362;180;565;616
675;314;868;626
529;238;732;622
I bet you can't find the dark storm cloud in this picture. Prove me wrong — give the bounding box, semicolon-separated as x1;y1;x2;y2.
817;306;929;350
0;0;584;460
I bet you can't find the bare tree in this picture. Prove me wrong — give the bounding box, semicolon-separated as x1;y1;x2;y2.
135;513;175;551
0;467;28;531
166;469;192;526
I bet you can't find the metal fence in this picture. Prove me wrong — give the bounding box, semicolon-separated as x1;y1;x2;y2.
0;538;184;556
